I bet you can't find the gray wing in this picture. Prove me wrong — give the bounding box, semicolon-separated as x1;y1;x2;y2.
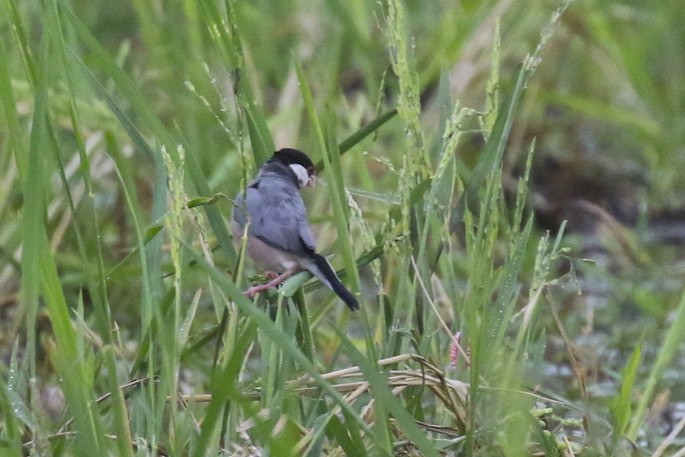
232;191;248;229
241;179;316;255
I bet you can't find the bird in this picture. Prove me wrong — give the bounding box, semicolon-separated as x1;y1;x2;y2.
231;148;359;311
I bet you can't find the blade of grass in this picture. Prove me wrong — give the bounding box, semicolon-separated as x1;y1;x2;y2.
103;346;135;457
200;0;274;165
191;316;257;457
325;414;362;457
611;341;641;446
22;16;106;454
0;352;24;456
313;108;398;173
4;0;36;89
49;0;117;343
0;37;26;179
628;286;685;441
295;62;360;299
49;2;136;452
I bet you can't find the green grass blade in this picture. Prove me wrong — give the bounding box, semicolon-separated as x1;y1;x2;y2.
0;38;26;179
104;346;135;457
295;62;360;298
611;341;641;446
47;0;118;346
628;288;685;440
313;108;398;172
191;317;257;457
23;25;106;455
0;351;24;455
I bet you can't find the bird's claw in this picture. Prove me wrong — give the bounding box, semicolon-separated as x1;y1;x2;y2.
244;285;269;298
264;271;279;280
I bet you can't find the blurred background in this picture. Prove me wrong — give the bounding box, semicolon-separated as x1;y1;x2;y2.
2;0;685;453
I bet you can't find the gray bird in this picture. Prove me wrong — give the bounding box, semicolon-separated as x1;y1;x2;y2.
232;148;359;311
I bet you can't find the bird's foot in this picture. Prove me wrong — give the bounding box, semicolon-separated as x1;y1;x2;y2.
243;267;299;298
244;283;273;298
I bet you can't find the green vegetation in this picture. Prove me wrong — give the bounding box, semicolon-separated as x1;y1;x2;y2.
1;0;684;455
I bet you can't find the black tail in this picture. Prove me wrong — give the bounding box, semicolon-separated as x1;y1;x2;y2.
310;253;360;311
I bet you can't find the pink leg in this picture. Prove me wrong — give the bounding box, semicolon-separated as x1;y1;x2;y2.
244;265;299;298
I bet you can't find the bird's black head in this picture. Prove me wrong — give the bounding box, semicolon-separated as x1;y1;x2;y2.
273;148;315;172
271;148;316;187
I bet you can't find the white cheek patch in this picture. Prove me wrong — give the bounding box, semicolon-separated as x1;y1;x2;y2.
289;164;311;188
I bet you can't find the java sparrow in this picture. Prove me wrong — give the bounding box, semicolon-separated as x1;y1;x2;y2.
232;148;359;311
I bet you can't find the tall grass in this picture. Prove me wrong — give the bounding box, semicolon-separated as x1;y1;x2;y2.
1;0;684;455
